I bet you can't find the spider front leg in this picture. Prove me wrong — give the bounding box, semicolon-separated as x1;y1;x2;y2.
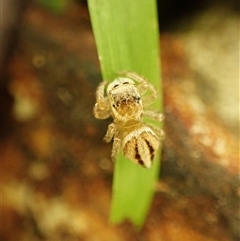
125;72;158;104
93;81;111;119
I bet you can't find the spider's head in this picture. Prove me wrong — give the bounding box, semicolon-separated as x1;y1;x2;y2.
107;77;143;122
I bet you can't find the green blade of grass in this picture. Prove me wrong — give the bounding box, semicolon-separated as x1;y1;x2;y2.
88;0;163;226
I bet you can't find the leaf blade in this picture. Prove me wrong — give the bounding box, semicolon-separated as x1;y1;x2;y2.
88;0;163;226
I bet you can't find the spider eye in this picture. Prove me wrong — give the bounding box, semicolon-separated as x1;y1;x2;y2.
123;82;129;84
113;84;119;88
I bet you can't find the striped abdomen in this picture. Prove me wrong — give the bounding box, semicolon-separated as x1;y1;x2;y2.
122;126;160;168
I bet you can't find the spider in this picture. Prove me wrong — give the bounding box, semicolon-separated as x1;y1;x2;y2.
93;72;164;168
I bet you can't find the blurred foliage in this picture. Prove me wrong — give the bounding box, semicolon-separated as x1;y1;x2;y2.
35;0;73;13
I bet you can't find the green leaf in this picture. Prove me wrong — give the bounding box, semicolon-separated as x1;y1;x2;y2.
88;0;163;226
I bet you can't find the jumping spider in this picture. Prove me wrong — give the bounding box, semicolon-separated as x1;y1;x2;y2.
93;72;164;168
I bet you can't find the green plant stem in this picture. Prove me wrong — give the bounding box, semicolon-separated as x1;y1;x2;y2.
88;0;163;226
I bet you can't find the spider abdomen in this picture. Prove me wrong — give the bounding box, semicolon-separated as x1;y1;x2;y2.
122;126;160;168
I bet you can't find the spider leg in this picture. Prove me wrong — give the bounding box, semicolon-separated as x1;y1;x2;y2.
144;110;164;122
144;110;165;139
103;122;121;162
111;137;121;162
93;81;111;119
124;72;158;104
103;123;117;143
149;124;165;140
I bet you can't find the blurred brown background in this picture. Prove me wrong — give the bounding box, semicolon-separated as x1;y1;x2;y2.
1;0;239;240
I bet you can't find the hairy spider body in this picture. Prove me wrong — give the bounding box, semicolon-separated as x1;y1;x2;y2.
93;72;164;168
